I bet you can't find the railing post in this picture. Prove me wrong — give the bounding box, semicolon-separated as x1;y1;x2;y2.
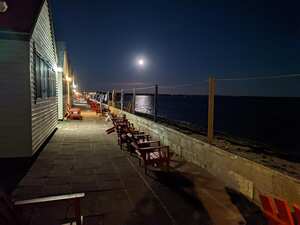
112;89;115;107
207;77;216;144
107;91;110;105
132;88;136;114
154;84;158;122
121;89;124;111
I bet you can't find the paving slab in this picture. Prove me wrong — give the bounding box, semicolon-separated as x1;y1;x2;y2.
12;104;265;225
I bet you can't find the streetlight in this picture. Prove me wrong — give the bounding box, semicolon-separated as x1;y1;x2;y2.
66;76;72;82
54;65;63;73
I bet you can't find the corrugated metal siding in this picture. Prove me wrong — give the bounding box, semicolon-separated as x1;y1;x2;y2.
30;0;58;153
0;39;32;157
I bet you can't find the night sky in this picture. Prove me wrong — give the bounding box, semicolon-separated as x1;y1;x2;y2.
52;0;300;96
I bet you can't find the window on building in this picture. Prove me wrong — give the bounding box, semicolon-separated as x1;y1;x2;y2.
47;69;56;97
33;51;56;101
34;52;42;99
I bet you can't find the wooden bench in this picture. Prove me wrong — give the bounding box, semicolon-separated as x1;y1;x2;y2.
15;193;85;225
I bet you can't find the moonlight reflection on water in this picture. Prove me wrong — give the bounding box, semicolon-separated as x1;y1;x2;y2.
135;95;153;114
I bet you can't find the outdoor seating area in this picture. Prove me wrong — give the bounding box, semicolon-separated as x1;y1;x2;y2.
7;103;268;225
260;194;300;225
105;113;171;174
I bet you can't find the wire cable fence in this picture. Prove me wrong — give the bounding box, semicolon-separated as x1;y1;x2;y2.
92;73;300;161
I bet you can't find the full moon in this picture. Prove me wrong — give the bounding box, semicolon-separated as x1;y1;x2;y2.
135;56;147;69
138;59;144;66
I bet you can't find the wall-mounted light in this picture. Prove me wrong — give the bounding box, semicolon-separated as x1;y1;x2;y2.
54;65;63;73
66;76;72;82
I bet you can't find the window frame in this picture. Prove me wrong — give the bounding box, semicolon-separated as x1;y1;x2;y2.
33;50;57;102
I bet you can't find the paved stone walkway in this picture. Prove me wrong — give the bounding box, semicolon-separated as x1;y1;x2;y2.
13;105;264;225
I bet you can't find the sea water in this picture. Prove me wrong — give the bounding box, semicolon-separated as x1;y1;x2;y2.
121;94;300;158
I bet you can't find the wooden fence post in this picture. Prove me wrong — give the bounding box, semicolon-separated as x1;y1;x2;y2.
107;91;110;106
112;89;115;107
121;89;124;111
154;84;158;122
207;77;216;144
132;88;136;114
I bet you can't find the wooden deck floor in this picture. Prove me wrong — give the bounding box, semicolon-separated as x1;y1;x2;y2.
13;104;264;225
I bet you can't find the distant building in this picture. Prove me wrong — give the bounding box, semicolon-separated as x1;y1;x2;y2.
0;0;58;157
56;42;73;120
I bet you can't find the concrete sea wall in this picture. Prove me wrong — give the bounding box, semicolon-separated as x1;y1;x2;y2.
110;107;300;206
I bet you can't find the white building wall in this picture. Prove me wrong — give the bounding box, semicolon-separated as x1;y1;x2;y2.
30;0;58;153
0;39;32;157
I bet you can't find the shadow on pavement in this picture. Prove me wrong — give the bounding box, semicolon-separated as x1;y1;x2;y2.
226;187;266;225
0;129;57;194
151;170;213;225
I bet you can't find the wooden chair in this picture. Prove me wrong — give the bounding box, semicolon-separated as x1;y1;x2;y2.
66;104;82;120
274;198;294;225
115;122;134;148
117;123;147;151
260;195;297;225
125;132;150;153
263;210;289;225
90;101;97;112
131;141;170;174
260;194;278;225
105;114;127;134
293;204;300;225
95;103;102;115
0;193;85;225
260;195;278;215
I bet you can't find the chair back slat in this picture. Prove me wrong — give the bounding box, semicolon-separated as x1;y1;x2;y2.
293;204;300;225
263;210;289;225
260;195;277;215
274;198;294;225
